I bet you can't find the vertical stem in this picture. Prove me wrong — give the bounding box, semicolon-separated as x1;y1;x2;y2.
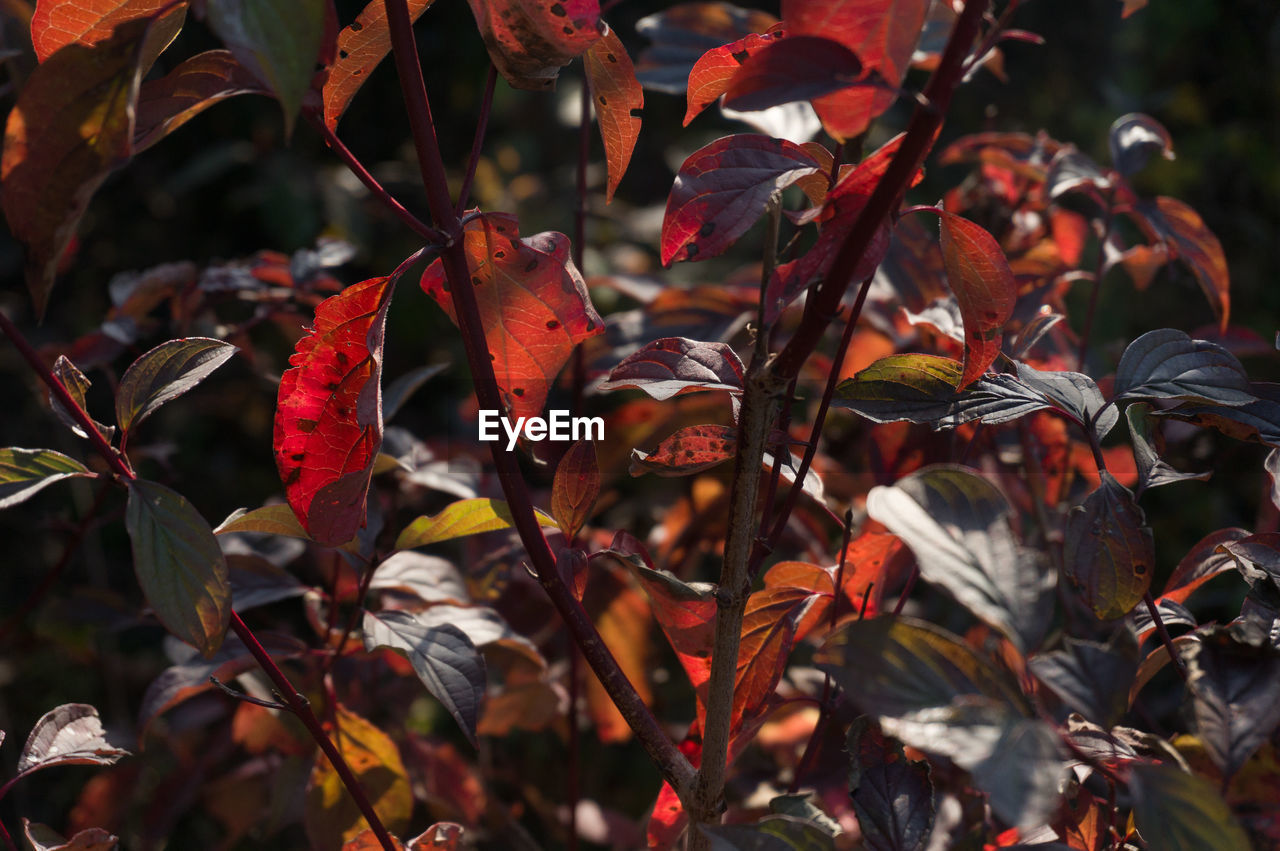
455;65;500;216
1142;592;1188;682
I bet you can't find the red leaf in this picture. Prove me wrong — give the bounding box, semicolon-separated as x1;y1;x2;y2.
464;0;602;90
721;34;866;114
630;424;736;477
661;134;821;266
733;584;819;728
133;50;268;152
30;0;185;64
551;440;599;540
419;212;604;420
618;557;716;702
765;132;908;322
275;255;416;545
599;337;745;400
1139;196;1230;331
781;0;930;141
320;0;436;131
582;559;653;742
634;3;778;95
1;16;151;315
583;23;643;203
934;209;1017;388
683;28;784;126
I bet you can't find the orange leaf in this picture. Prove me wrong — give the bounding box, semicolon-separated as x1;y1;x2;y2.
583;23;642;202
1143;196;1230;331
419;213;604;421
464;0;601;91
30;0;185;65
683;27;784;126
320;0;435;130
582;559;653;742
551;440;600;540
407;824;464;850
733;584;819;728
936;209;1017;388
629;424;736;477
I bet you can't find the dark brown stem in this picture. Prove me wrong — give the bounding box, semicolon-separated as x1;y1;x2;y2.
892;567;919;616
305;110;445;245
381;0;694;800
322;553;382;680
455;65;499;216
1142;592;1188;682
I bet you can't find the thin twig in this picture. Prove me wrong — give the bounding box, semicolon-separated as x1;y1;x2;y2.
1143;592;1188;682
455;65;499;216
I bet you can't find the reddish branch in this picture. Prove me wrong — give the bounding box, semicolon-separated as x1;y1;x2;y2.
379;0;696;802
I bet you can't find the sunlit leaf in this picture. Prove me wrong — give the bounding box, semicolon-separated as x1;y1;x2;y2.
1108;112;1174;177
304;705;412;850
583;23;643;202
321;0;436;130
49;355;114;441
115;337;237;434
341;829;405;851
275;261;413;546
1137;197;1230;330
133;49;268;152
1184;625;1280;781
368;551;468;604
362;611;485;745
407;824;464;850
683;28;785;125
660;134;820;266
848;718;933;851
1014;361;1115;439
393;498;557;551
205;0;325;134
126;479;231;656
464;0;601;90
635;3;779;95
30;0;186;67
866;466;1054;650
934;210;1017;389
1063;472;1154;620
720;34;866;114
16;704;129;780
630;424;736;477
1113;328;1251;405
0;448;91;510
733;584;821;728
21;821;118;851
215;503;312;539
1129;762;1250;851
551;440;599;540
1;17;150;314
615;556;717;703
420;212;603;420
781;0;929;141
599;337;745;400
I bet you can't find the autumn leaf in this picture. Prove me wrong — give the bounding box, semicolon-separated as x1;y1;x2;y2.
1063;472;1154;619
304;705;412;850
275;253;419;546
465;0;602;90
629;424;736;477
419;212;603;420
733;584;821;728
661;134;821;266
30;0;187;68
720;34;868;114
394;498;557;551
599;337;745;400
582;560;653;742
1;17;150;315
1136;196;1230;331
133;50;269;152
551;440;600;540
321;0;436;130
683;28;785;125
782;0;930;141
583;23;643;202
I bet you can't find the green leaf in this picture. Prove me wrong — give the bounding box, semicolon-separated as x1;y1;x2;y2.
1063;472;1154;619
1113;328;1252;405
1129;762;1250;851
125;479;231;656
700;815;835;850
0;448;91;509
115;337;237;434
865;466;1054;650
394;498;557;551
205;0;325;135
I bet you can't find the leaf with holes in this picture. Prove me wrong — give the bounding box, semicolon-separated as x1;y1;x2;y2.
1129;762;1250;851
635;3;779;94
1;17;151;315
116;337;237;435
126;479;231;656
1137;197;1229;330
720;34;867;114
866;466;1054;650
394;498;557;551
133;50;269;152
321;0;436;130
205;0;325;134
465;0;602;91
630;424;736;477
683;28;785;125
16;704;129;781
551;440;599;540
1063;472;1154;620
599;337;745;400
661;134;820;266
583;23;643;202
1113;328;1251;406
420;213;603;420
765;133;909;322
0;448;91;510
781;0;929;141
275;256;416;546
304;704;413;850
848;717;934;851
363;611;485;745
931;210;1017;389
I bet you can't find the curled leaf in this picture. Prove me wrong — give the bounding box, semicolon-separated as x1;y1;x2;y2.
1109;112;1174;176
599;337;745;400
115;337;237;435
18;704;128;779
133;49;269;152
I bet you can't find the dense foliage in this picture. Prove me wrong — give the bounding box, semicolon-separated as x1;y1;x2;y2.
1;1;1278;849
